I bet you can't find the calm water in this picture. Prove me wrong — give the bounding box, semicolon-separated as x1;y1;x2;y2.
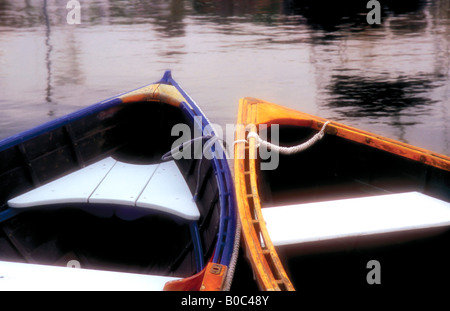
0;0;449;156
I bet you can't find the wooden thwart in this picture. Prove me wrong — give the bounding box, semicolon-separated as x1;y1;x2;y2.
0;260;180;291
262;192;450;247
8;157;200;222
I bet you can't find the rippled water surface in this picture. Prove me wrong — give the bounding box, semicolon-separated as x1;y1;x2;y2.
0;0;449;155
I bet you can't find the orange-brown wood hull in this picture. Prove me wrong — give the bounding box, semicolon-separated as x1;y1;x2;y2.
234;97;450;291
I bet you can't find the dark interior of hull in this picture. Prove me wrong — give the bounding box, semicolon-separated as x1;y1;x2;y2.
258;125;450;291
283;228;450;291
259;125;450;206
0;101;220;278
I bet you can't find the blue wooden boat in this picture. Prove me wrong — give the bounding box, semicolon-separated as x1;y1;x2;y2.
0;71;238;291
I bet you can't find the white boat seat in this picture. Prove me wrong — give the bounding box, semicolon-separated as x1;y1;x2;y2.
0;260;180;291
262;192;450;248
7;157;200;222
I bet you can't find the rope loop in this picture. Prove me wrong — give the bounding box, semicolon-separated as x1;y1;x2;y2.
246;121;330;155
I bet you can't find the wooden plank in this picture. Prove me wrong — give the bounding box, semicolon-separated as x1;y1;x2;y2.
8;157;117;208
0;260;180;291
9;158;200;222
89;161;158;206
262;192;450;247
136;161;200;221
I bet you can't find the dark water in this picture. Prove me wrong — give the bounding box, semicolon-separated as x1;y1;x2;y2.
0;0;449;156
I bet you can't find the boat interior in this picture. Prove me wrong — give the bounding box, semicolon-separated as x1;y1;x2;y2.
256;124;450;290
0;100;222;279
259;125;450;206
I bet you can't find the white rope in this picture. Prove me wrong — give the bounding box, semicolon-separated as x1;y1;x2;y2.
247;121;330;155
222;216;241;291
233;139;248;146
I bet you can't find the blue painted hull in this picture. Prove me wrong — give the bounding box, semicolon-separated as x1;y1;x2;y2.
0;71;237;290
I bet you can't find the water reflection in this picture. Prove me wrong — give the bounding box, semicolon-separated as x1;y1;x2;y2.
107;0;187;37
0;0;439;28
192;0;283;17
43;0;54;116
326;74;437;128
282;0;432;44
283;0;368;33
0;0;448;155
306;0;449;149
0;0;44;28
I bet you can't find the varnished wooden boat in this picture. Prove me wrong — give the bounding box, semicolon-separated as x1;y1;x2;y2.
0;71;237;291
235;97;450;291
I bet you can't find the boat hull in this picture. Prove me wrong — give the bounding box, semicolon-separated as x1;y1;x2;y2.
235;97;450;291
0;71;237;291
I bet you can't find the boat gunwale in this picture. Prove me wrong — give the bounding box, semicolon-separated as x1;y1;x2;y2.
0;71;237;291
235;99;295;291
242;97;450;172
235;96;450;291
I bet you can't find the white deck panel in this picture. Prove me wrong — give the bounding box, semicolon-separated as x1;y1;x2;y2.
8;157;199;222
8;157;117;208
0;261;180;291
136;161;200;221
88;161;158;205
262;192;450;247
